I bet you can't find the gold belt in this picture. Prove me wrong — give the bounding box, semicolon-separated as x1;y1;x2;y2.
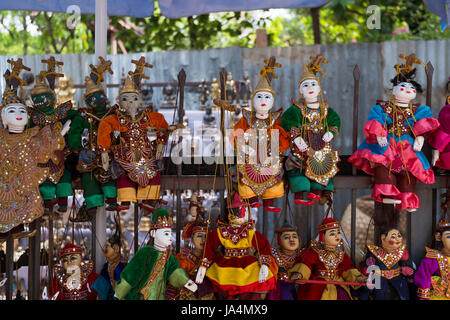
224;247;252;258
380;268;400;280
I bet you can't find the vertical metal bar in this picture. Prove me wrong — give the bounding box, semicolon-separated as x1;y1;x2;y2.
28;228;33;299
262;210;268;238
351;65;360;263
134;204;139;255
432;188;437;242
91;214;97;265
306;206;311;245
95;206;106;273
32;218;41;300
407;212;412;254
48;219;54;289
176;189;182;253
5;234;13;300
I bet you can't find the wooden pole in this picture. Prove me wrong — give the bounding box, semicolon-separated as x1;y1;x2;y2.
48;219;54;290
311;7;321;44
5;234;13;300
351;65;360;263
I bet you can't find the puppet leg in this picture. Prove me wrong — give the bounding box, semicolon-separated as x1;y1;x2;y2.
82;172;104;215
117;174;136;210
372;166;401;205
55;169;73;213
237;183;262;207
102;180;118;211
395;171;419;211
262;181;284;212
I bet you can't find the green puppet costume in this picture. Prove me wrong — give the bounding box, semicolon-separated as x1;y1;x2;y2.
281;57;340;205
114;208;190;300
70;58;118;215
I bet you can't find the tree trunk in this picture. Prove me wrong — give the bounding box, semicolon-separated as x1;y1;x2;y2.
311;7;321;44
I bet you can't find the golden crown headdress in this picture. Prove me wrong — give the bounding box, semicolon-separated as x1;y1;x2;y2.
1;58;29;111
31;56;64;95
298;54;328;86
253;57;281;96
151;208;173;230
119;56;152;98
85;56;113;98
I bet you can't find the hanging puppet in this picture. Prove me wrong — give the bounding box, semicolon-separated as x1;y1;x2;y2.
29;56;84;214
281;55;340;206
98;57;177;213
70;57;118;215
414;211;450;300
230;58;289;212
184;192;206;223
290;218;366;300
166;219;215;300
429;76;450;170
49;243;98;300
358;226;415;300
0;59;70;235
348;54;439;212
195;192;278;300
268;220;303;300
114;208;198;300
91;216;127;300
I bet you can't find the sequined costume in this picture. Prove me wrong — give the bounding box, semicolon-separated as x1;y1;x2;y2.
428;103;450;170
91;257;127;300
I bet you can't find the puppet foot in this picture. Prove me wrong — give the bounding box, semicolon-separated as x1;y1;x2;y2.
263;199;281;212
87;208;98;216
406;208;417;212
117;202;130;211
294;199;315;205
382;198;402;205
307;192;321;201
248;196;262;208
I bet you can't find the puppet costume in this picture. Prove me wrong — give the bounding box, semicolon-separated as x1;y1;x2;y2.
232;59;289;212
71;58;118;214
114;209;191;300
92;257;127;300
348;55;439;210
49;243;98;300
201;194;277;297
359;243;414;300
281;56;340;205
414;247;450;300
97;58;169;205
427;103;450;170
291;218;363;300
0;79;65;233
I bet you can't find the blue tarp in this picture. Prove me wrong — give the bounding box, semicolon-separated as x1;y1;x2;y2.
0;0;328;18
423;0;449;29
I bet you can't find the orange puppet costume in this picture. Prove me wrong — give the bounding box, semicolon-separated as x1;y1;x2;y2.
201;193;277;297
97;58;169;204
232;59;289;212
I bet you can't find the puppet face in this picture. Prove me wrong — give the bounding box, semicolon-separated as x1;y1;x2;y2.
61;253;82;272
381;229;403;251
436;230;450;251
153;228;173;248
323;228;341;248
85;90;107;115
191;231;206;251
228;206;250;225
279;231;299;251
118;92;143;120
392;82;417;102
31;91;56;111
2;104;28;131
252;90;274;115
299;79;321;102
103;241;120;260
189;206;198;218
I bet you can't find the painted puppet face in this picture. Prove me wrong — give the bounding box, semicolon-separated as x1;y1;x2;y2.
85;90;107;115
436;230;450;251
191;231;206;252
252;90;274;115
118;92;144;120
103;241;120;260
280;231;300;251
381;229;403;251
31;91;56;111
229;206;250;226
61;253;82;271
392;82;417;102
299;79;321;102
153;228;173;248
189;205;198;218
1;103;28;131
323;228;342;248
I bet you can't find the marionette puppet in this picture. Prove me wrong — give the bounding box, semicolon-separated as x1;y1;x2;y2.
49;243;98;300
114;208;198;300
29;56;84;214
281;55;340;206
195;192;278;300
184;191;206;223
91;217;127;300
98;57;177;214
0;59;70;236
358;226;415;300
289;218;366;300
166;219;215;300
428;76;450;170
267;220;303;300
70;57;118;215
414;210;450;300
229;58;289;212
348;54;439;212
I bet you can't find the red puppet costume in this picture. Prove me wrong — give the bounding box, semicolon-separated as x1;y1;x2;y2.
50;243;98;300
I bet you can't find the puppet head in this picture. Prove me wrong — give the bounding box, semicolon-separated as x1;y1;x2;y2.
150;208;173;249
434;216;450;252
59;243;83;272
276;219;299;251
380;226;403;252
318;217;341;249
182;220;208;253
390;54;424;104
251;58;280;118
227;192;251;226
298;55;327;104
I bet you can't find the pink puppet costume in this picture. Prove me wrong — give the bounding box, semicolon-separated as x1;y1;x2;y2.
348;54;439;211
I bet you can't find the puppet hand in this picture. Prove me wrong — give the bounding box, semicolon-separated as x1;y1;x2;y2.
101;152;110;171
259;265;269;283
376;135;388;147
355;274;368;283
184;280;198;292
290;272;302;280
195;266;206;284
60;120;71;136
413;136;424;152
294;136;308;152
401;266;414;277
322;131;334;143
432;149;440;166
